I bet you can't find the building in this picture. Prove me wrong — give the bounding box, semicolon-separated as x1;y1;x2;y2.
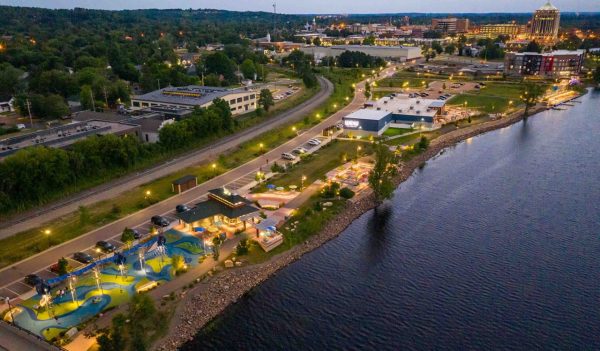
342;94;446;136
131;86;257;115
432;18;470;34
477;23;526;39
530;1;560;45
176;187;260;235
0;95;14;113
300;45;421;62
504;50;584;77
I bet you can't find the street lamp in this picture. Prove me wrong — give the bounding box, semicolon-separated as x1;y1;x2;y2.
211;163;217;175
44;229;51;247
259;143;264;152
144;190;151;200
301;175;307;190
356;145;362;159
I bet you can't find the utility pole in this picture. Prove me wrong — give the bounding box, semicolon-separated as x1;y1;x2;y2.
90;89;95;112
103;86;109;109
157;79;161;90
26;98;33;128
272;3;277;33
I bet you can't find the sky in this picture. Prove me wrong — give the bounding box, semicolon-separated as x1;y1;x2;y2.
0;0;597;14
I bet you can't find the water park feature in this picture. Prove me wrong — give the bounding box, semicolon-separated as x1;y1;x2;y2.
2;229;209;342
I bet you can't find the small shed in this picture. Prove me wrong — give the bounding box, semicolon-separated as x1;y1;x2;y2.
172;175;198;194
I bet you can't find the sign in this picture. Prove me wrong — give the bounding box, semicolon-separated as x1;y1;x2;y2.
343;119;360;128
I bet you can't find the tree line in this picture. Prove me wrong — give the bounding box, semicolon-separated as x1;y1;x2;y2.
0;98;235;213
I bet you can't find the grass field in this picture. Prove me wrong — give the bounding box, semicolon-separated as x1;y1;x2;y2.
252;139;373;193
447;82;527;114
383;127;414;137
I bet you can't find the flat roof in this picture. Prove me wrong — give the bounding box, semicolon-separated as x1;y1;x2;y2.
343;109;391;121
373;94;445;117
133;85;253;106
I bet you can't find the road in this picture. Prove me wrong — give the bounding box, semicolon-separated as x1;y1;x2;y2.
0;322;62;351
0;66;395;297
0;77;333;239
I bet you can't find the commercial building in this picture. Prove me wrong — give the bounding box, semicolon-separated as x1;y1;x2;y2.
300;45;421;62
529;1;560;45
131;86;257;116
342;94;446;136
504;50;584;77
476;23;526;38
432;18;470;34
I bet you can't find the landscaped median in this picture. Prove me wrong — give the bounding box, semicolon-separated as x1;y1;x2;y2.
0;68;370;270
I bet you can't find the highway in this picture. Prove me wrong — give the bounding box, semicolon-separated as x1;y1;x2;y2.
0;66;396;300
0;77;333;239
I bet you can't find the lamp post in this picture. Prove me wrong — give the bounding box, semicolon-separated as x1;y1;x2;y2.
69;275;78;307
301;175;307;190
5;297;16;325
211;163;217;175
356;145;362;160
44;229;51;248
259;143;264;152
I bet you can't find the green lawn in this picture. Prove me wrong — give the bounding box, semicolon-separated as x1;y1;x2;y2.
447;82;531;114
0;68;369;269
252;139;373;193
383;127;414;137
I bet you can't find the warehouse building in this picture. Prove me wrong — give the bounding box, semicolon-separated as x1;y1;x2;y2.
131;86;258;115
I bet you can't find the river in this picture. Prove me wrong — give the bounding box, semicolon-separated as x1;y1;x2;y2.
182;89;600;350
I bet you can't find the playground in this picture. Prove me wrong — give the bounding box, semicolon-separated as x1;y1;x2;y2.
3;229;209;342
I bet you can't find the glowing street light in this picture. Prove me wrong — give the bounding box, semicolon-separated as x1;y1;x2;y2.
44;229;51;247
301;175;307;190
356;145;362;159
259;143;264;151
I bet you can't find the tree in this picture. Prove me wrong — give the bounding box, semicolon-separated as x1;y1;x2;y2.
240;59;256;80
57;257;69;275
258;88;274;112
236;238;249;255
520;83;545;116
339;187;355;199
368;142;398;202
444;44;456;55
30;94;69;119
523;40;542;53
121;227;135;246
171;254;186;274
431;41;443;55
204;51;237;85
593;66;600;86
313;37;322;46
212;236;222;260
80;85;95;110
0;63;24;96
364;82;371;99
417;136;430;150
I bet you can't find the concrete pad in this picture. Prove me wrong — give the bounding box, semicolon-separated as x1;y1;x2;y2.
6;282;32;295
0;287;20;299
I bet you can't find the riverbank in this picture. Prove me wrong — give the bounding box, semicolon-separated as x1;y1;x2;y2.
152;101;554;350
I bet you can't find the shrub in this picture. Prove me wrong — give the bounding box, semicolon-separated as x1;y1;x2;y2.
235;239;249;256
339;187;355;199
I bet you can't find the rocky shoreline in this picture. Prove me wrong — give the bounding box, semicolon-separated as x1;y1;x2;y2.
154;105;548;350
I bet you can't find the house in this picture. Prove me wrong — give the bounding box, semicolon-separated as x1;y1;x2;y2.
0;96;14;113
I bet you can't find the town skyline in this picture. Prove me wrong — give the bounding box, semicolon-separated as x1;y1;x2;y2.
0;0;598;13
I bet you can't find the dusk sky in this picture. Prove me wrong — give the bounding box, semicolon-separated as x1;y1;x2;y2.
0;0;597;13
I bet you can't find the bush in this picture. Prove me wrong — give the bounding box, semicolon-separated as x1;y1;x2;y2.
418;136;430;150
270;162;286;173
235;239;249;256
321;181;341;198
339;187;355;199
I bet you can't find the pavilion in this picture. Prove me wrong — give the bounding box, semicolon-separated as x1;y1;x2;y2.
176;187;260;236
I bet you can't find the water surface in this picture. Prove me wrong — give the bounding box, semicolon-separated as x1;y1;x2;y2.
183;90;600;350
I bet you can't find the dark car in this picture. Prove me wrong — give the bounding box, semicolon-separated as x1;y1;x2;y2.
24;274;42;286
151;215;170;227
175;204;191;213
96;240;115;253
73;251;94;264
132;229;142;240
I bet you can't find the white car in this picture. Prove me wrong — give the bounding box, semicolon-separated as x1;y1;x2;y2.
281;153;297;161
307;139;321;146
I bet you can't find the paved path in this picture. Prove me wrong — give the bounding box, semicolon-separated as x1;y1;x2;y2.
0;66;395;297
0;77;333;239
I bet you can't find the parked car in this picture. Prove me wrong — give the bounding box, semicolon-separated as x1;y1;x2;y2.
307;139;321;146
176;204;191;213
151;215;170;227
73;252;94;264
132;229;142;240
24;274;42;286
292;147;307;155
49;263;61;274
96;240;115;253
281;152;297;161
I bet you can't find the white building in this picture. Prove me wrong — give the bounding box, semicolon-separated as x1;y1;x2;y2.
300;45;422;62
0;96;14;113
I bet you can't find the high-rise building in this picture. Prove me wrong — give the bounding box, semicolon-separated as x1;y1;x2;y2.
530;1;560;44
431;18;469;34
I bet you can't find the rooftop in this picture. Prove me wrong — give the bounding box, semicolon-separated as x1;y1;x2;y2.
373;94;445;117
344;109;391;121
538;1;558;11
133;85;252;107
